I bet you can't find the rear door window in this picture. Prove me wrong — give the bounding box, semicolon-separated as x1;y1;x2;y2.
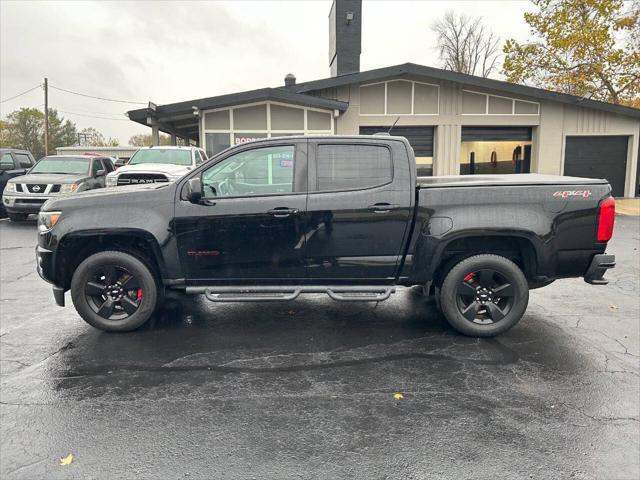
14;153;33;168
316;144;392;191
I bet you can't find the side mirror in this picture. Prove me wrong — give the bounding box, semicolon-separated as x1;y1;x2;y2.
95;169;106;177
114;159;127;169
187;177;202;204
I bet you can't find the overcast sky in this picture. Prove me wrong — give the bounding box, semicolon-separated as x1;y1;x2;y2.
1;0;532;144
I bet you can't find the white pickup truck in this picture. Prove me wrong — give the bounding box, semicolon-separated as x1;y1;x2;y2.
106;146;208;186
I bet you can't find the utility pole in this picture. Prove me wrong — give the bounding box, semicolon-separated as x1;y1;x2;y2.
43;77;49;156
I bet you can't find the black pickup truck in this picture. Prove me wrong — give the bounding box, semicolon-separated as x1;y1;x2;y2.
36;135;616;336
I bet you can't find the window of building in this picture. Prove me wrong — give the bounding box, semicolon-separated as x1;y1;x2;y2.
202;145;295;197
204;110;230;130
307;110;332;130
206;133;231;157
462;91;487;114
360;83;385;114
360;80;440;115
462;90;540;115
270;104;304;130
386;80;412;114
202;103;333;157
233;104;268;130
316;144;392;191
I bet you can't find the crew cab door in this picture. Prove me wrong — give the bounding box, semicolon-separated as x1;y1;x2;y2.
174;140;308;281
304;139;413;280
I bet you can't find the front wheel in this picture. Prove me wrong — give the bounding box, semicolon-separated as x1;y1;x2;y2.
71;251;158;332
439;254;529;337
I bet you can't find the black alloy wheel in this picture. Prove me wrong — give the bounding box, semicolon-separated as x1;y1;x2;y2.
84;265;143;320
455;269;515;324
438;254;529;337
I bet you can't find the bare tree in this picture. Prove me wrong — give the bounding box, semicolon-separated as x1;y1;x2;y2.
431;11;500;78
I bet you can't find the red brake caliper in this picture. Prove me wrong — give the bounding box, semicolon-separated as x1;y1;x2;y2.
464;273;475;282
137;289;143;301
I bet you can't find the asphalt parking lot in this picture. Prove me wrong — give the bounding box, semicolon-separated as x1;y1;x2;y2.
1;215;638;480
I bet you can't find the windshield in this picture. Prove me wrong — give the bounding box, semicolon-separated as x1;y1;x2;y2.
30;157;90;175
129;149;192;166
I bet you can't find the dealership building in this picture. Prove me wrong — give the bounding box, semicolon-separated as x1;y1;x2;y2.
127;0;640;197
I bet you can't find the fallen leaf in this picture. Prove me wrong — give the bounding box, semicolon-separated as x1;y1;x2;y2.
609;305;619;310
59;454;74;466
393;393;404;400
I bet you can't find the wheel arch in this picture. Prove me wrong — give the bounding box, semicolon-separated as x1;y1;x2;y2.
56;229;166;290
428;232;542;287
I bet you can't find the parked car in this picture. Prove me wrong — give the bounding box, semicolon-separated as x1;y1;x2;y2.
36;136;615;336
0;148;36;217
105;146;207;186
2;154;114;221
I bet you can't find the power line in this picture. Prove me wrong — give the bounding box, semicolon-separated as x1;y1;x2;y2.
0;84;42;103
52;105;127;117
57;109;130;121
49;84;147;105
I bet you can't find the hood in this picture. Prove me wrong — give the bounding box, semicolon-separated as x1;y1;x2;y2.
114;163;192;176
42;182;174;210
8;173;88;184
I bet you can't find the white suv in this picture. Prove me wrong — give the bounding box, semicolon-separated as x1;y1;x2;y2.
106;146;208;186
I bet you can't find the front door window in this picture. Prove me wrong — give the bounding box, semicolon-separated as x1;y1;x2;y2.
202;145;295;197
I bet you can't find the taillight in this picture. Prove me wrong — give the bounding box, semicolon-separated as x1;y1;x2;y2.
596;196;615;242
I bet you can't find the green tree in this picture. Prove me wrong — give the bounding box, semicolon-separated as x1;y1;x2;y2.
1;108;82;158
503;0;640;105
47;109;77;151
128;133;172;146
1;108;45;158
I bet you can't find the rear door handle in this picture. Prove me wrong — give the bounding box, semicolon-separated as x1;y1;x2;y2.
368;203;399;213
268;207;298;218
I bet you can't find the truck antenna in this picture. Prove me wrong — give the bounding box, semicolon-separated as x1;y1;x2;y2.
387;116;400;134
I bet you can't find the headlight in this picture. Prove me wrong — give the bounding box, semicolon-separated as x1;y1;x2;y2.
106;175;117;187
38;211;62;232
60;183;79;194
4;183;16;193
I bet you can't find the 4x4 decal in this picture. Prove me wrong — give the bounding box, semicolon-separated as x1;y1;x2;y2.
553;190;592;198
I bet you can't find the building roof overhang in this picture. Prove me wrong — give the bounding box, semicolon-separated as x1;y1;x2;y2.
127;88;349;141
287;62;640;119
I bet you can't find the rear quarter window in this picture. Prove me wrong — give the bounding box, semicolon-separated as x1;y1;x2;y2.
316;144;392;191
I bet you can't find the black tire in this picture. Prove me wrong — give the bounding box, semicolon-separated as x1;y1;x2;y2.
439;254;529;337
70;251;158;332
8;213;28;222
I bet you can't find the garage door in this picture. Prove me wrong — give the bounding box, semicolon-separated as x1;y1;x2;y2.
564;136;628;197
360;126;434;176
360;126;434;156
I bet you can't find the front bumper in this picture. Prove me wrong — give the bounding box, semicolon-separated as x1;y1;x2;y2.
584;254;616;285
3;194;54;214
36;245;66;306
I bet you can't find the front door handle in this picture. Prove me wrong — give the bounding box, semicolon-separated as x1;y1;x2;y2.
268;207;298;218
368;203;399;213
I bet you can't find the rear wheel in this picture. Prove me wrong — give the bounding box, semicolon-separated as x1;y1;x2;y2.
71;251;158;332
8;213;28;222
439;254;529;337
